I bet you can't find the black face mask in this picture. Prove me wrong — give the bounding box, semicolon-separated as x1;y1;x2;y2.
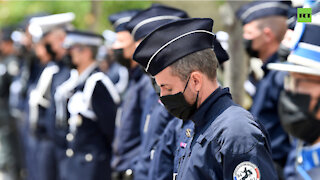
160;76;199;121
277;44;291;62
45;43;56;61
112;48;131;69
243;39;259;58
62;53;77;69
278;90;320;144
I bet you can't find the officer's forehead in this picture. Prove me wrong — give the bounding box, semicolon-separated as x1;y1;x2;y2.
243;20;260;31
154;66;181;86
286;72;320;93
290;73;320;83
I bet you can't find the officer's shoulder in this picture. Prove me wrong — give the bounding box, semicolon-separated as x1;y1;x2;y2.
87;72;120;104
208;105;266;155
272;70;286;87
138;73;153;88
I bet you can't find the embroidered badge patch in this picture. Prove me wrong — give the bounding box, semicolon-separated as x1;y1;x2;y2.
233;161;260;180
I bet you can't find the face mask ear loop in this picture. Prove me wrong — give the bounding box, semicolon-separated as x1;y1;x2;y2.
195;91;199;107
312;98;320;115
183;75;191;93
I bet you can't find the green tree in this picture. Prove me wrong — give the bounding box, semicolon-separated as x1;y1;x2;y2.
0;1;152;32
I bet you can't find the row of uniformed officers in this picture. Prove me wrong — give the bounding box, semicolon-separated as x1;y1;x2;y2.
0;1;319;180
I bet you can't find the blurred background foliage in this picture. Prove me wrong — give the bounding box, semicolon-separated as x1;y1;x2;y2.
0;1;227;33
0;1;152;32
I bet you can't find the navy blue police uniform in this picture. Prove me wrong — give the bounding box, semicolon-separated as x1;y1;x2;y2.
147;118;181;180
124;5;189;179
25;13;75;180
38;59;71;180
108;10;155;174
111;66;153;172
267;11;320;180
132;12;229;179
133;18;278;180
106;61;129;97
0;27;22;179
24;61;46;180
59;31;120;180
236;1;292;168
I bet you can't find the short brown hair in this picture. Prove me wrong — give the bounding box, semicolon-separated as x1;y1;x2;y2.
170;48;218;82
256;16;287;42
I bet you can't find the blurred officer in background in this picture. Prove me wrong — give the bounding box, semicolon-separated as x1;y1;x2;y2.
0;26;22;180
108;9;154;180
22;15;60;180
268;7;320;180
237;1;292;178
133;18;277;180
9;13;49;121
8;13;50;180
125;4;188;180
100;29;129;97
59;30;120;180
27;13;75;180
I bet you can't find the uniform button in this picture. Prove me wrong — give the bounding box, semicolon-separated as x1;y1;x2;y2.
85;153;93;162
66;133;74;142
76;115;82;126
125;169;133;176
66;148;74;157
297;155;303;164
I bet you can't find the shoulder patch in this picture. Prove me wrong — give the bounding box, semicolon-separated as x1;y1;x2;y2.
233;161;260;180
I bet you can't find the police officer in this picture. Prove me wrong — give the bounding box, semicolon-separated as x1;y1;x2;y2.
101;30;129;97
268;10;320;180
24;17;60;180
108;10;154;179
58;30;120;180
237;1;292;176
28;13;76;180
0;26;22;180
8;14;49;180
133;18;277;180
124;5;188;179
148;35;230;180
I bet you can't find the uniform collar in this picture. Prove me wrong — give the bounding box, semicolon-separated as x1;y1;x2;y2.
262;52;278;75
77;62;98;85
191;87;233;129
130;66;145;82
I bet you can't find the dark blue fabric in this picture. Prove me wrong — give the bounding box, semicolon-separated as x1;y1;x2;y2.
106;62;121;85
173;120;194;174
250;53;292;166
133;90;176;180
112;66;153;172
148;118;181;180
45;61;70;147
284;140;320;180
23;61;45;180
133;18;215;76
126;4;189;41
175;87;277;180
61;67;117;180
236;1;290;25
36;60;70;180
109;10;141;32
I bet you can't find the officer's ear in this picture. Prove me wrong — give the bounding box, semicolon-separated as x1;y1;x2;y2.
190;71;202;93
262;27;275;43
